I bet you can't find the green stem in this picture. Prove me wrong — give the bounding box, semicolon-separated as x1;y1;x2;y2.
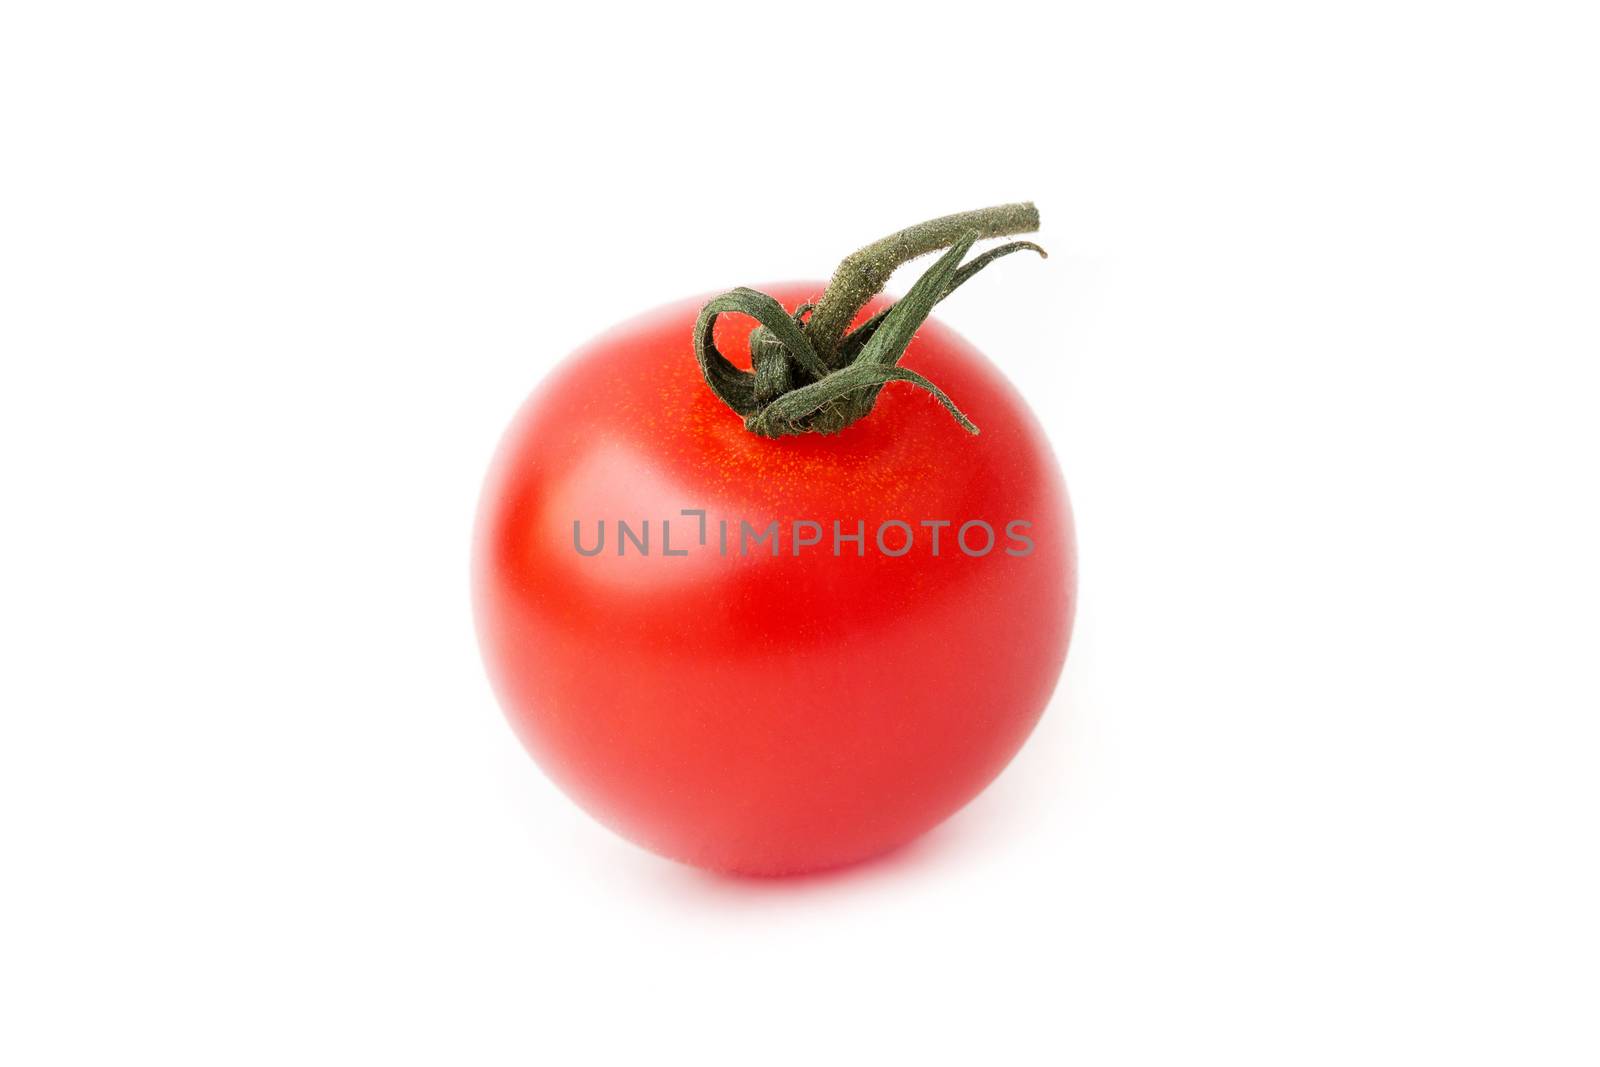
691;203;1046;438
805;202;1040;362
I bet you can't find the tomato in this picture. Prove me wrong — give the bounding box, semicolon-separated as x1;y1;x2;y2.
473;210;1075;875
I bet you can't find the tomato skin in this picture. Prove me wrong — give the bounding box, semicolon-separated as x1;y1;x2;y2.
473;282;1075;875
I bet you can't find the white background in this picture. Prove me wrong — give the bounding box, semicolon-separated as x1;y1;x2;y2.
3;1;1597;1062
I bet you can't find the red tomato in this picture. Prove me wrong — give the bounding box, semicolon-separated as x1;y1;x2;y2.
473;282;1075;874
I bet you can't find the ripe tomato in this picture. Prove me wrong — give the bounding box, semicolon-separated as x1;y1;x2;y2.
474;211;1075;875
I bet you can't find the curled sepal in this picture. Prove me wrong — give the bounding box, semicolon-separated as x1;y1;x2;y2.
853;233;977;370
834;240;1048;366
692;302;757;416
746;361;979;438
948;239;1047;297
748;326;795;406
693;287;832;416
704;288;827;373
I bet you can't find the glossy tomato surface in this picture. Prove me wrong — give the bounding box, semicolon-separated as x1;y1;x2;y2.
473;283;1075;874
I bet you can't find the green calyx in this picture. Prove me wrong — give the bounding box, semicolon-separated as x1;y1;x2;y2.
692;202;1045;438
